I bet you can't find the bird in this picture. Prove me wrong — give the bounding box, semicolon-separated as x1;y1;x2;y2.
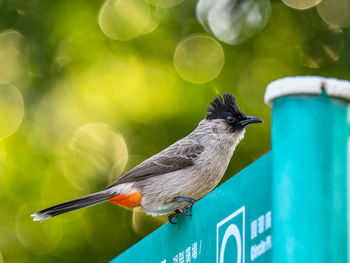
31;93;262;224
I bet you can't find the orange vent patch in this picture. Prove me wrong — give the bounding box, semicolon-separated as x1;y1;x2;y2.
109;192;142;207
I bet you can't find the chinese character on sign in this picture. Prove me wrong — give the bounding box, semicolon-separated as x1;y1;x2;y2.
161;260;166;263
251;219;257;239
185;247;191;263
172;255;178;263
258;215;264;234
179;251;184;263
192;242;198;259
265;211;271;230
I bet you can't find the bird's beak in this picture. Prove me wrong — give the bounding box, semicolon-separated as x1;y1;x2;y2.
239;116;263;127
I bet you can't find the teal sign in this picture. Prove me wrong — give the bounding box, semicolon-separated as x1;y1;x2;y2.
111;153;272;263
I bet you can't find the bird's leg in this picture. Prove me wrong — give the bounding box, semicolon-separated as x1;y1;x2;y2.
173;197;197;216
168;209;182;224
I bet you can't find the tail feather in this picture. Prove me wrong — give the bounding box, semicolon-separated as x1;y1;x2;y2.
31;192;111;222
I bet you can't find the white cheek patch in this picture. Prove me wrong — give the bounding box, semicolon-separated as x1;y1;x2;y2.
236;129;246;142
231;129;246;146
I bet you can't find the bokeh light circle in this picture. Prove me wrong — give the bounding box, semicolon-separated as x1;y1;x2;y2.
317;0;350;28
0;30;27;84
282;0;321;10
147;0;183;8
61;123;128;191
98;0;155;41
197;0;271;45
0;85;24;139
174;35;224;84
196;0;212;33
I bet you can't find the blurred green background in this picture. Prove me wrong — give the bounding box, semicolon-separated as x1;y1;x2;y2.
0;0;349;262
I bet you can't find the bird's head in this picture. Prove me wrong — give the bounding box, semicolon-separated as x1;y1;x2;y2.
206;93;263;133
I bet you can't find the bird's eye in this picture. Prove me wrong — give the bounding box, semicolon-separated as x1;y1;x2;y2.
226;116;235;123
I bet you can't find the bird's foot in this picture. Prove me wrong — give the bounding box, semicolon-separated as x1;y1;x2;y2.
168;209;182;224
173;197;197;217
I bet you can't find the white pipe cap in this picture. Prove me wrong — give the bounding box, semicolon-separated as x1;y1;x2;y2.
265;76;350;106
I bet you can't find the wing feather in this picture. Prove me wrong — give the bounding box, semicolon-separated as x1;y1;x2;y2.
105;139;204;188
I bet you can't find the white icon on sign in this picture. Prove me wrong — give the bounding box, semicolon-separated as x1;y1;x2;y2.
216;206;245;263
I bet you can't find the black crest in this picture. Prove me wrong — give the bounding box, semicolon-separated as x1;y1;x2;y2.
206;93;245;120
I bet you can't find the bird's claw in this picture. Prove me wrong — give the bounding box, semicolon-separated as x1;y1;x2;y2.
168;209;181;224
182;207;192;217
168;197;196;223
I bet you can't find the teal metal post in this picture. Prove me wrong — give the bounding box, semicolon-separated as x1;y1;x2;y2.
265;77;350;263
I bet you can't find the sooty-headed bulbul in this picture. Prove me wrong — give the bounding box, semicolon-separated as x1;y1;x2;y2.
32;93;262;224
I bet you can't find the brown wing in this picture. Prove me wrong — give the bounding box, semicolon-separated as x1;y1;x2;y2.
105;139;204;188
